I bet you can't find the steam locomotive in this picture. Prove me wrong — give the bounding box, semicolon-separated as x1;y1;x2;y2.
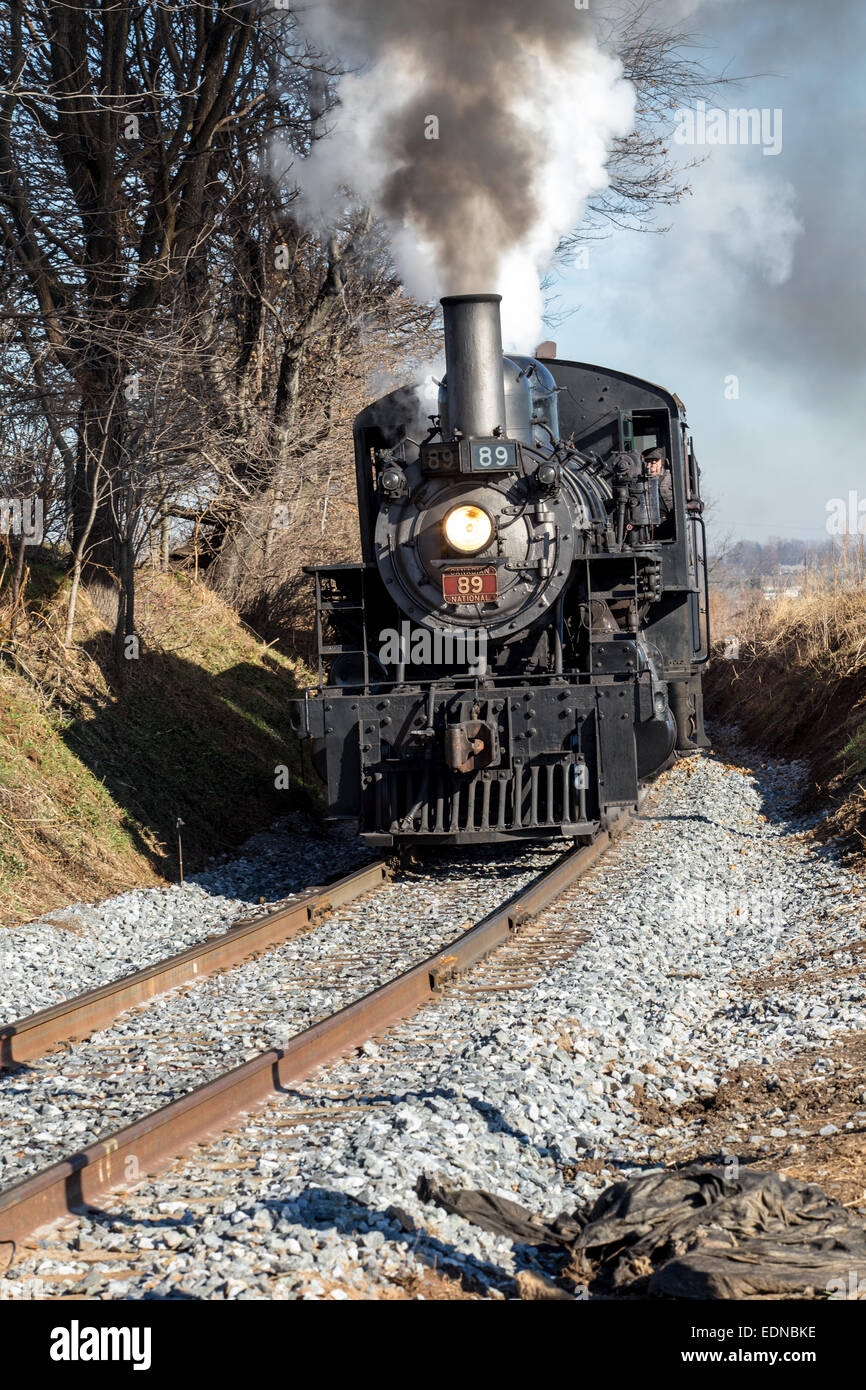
291;292;710;847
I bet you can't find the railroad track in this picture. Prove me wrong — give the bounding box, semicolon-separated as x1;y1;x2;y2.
0;818;628;1257
0;858;389;1069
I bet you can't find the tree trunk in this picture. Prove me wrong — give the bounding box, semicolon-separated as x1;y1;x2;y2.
8;533;28;636
112;529;135;677
71;379;123;576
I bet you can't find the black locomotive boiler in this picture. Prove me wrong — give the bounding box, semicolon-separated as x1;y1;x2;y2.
291;293;710;847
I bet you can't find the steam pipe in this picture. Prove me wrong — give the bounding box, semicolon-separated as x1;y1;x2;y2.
554;592;564;676
441;293;507;439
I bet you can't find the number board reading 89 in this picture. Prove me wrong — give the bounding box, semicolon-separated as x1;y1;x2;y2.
422;444;458;473
469;440;517;471
442;567;498;605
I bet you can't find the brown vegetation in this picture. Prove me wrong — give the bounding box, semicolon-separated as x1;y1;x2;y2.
0;1;437;677
0;566;311;925
644;1034;866;1211
706;561;866;859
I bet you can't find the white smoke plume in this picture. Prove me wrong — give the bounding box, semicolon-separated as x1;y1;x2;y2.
288;0;635;349
679;150;803;288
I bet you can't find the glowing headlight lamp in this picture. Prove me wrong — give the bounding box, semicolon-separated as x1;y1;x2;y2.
443;504;493;554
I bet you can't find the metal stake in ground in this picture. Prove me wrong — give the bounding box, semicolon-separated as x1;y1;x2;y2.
176;816;185;884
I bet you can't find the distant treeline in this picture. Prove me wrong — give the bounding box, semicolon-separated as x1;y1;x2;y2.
712;536;864;579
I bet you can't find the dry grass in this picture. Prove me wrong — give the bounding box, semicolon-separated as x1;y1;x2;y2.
738;585;866;678
706;567;866;859
0;566;315;925
641;1032;866;1211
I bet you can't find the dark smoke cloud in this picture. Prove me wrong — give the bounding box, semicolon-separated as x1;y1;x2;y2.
291;0;635;342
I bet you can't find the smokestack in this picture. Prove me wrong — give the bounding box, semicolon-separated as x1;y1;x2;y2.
441;294;507;439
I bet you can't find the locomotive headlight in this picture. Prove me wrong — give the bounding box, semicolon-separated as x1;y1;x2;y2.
443;504;493;554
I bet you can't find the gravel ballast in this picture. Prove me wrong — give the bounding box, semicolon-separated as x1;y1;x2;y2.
0;836;557;1190
2;741;865;1301
0;820;374;1022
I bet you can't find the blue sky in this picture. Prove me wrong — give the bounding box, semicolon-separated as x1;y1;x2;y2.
553;0;865;544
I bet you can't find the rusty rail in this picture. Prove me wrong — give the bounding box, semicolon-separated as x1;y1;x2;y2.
0;859;389;1070
0;818;627;1251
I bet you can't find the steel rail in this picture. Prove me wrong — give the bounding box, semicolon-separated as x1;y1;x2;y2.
0;817;628;1251
0;859;389;1070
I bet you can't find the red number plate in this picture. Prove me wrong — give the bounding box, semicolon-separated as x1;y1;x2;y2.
442;567;498;605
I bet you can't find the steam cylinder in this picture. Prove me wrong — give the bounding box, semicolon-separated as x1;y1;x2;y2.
441;293;508;439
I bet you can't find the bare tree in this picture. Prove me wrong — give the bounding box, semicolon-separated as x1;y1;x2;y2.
0;2;433;653
0;0;738;668
557;0;738;258
0;4;303;646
